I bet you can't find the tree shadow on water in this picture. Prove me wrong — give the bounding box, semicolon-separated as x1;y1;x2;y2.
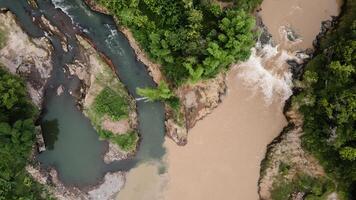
41;119;59;150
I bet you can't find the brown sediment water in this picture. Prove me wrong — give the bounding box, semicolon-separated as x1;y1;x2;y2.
163;73;287;200
116;162;167;200
160;0;341;199
260;0;341;49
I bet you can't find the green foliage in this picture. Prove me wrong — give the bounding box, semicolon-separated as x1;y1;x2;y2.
98;129;138;152
293;0;356;198
93;87;129;120
137;81;183;124
0;29;6;49
95;0;257;85
0;67;52;199
112;131;139;152
271;174;335;200
278;162;290;175
136;81;174;101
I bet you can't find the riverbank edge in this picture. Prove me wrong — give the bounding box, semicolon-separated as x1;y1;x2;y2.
83;0;263;146
0;7;135;199
257;8;344;199
34;10;138;198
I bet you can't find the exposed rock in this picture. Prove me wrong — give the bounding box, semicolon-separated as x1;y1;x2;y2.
166;73;227;145
327;192;339;200
165;118;188;146
102;118;131;135
88;172;125;200
258;107;325;200
40;15;62;38
291;192;305;200
69;35;138;162
35;126;46;152
120;28;163;84
56;85;64;96
104;142;131;164
26;164;125;200
83;0;110;14
0;11;52;107
83;0;228;146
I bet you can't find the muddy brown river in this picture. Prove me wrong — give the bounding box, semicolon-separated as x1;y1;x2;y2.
158;0;342;200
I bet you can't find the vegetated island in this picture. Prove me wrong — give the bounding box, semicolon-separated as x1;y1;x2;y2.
259;1;356;199
0;7;137;199
87;0;262;145
0;0;262;198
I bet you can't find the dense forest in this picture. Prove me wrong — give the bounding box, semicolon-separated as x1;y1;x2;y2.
292;0;356;198
0;67;52;199
95;0;261;86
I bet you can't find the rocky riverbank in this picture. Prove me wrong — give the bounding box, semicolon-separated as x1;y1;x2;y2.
258;9;343;200
67;34;139;162
83;0;229;146
26;163;125;200
0;10;52;108
0;8;134;199
258;105;325;200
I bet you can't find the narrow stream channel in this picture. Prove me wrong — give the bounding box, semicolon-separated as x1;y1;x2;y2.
0;0;166;187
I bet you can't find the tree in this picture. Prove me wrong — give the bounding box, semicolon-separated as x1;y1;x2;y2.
136;81;174;101
0;67;51;199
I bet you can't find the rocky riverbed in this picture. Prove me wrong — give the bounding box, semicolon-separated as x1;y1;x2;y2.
0;10;52;108
83;0;229;146
0;8;134;200
69;34;139;163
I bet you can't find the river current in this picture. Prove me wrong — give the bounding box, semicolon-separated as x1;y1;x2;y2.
0;0;166;187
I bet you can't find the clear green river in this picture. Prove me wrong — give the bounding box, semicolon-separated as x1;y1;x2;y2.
0;0;166;187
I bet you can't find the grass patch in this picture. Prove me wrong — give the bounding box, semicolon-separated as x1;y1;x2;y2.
112;131;139;152
278;162;291;175
98;129;138;152
93;86;129;121
81;54;138;152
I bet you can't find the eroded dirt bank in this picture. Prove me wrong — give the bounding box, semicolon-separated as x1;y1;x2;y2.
161;0;341;199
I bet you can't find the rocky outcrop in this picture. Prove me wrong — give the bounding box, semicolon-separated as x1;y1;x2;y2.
258;106;325;199
66;35;138;162
258;15;343;199
120;28;163;84
0;11;52;108
166;73;227;145
82;1;163;84
82;0;228;146
26;164;125;200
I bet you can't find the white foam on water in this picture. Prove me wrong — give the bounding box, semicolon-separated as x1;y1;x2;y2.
51;0;75;23
104;25;124;56
236;43;294;104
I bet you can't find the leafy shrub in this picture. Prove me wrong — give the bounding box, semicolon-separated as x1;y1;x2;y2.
0;67;52;199
112;131;139;152
136;81;174;102
93;87;129;120
98;129;138;152
293;0;356;198
95;0;258;85
271;174;335;200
